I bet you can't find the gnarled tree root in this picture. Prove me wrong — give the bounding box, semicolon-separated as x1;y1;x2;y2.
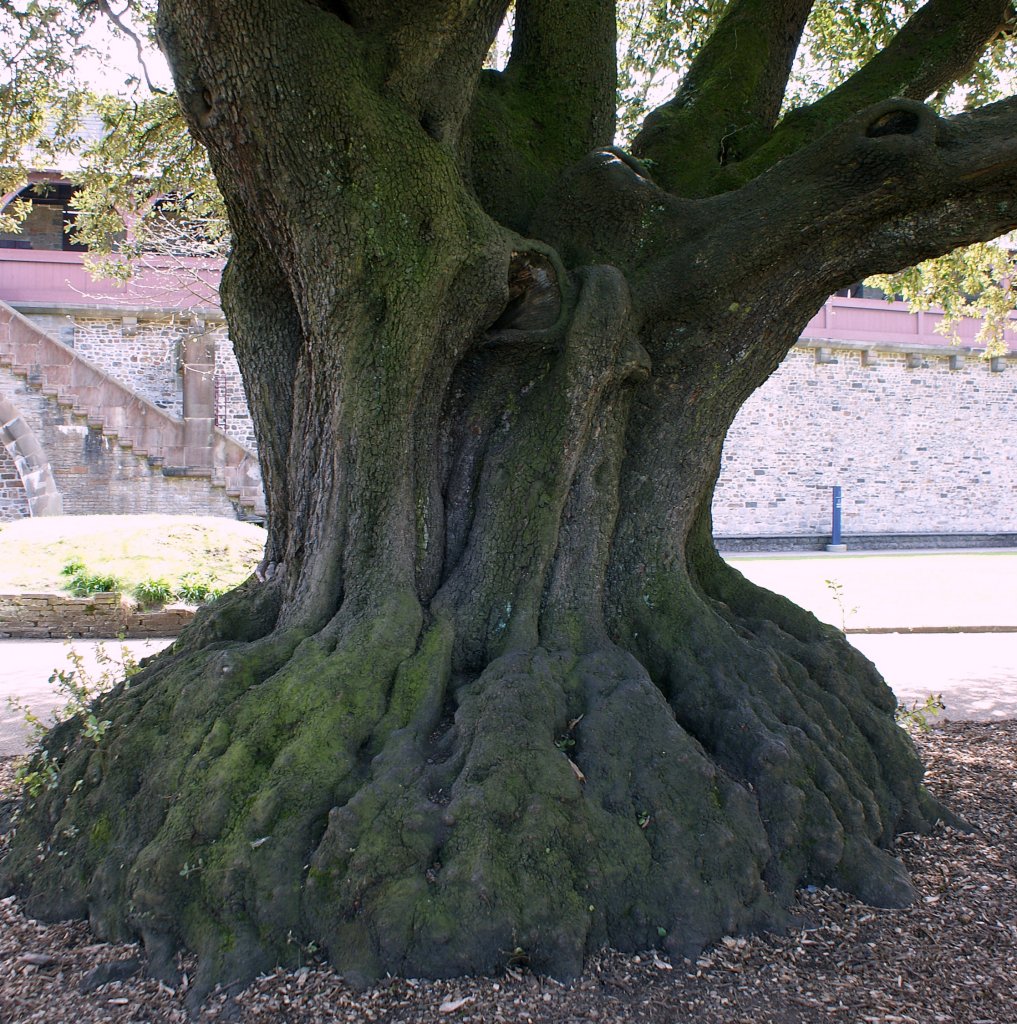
3;581;944;1003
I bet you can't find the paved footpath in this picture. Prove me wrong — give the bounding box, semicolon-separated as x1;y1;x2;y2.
1;550;1015;754
0;639;171;756
728;549;1017;723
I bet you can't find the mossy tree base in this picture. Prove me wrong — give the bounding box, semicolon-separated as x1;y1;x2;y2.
4;557;944;1000
5;0;1017;1006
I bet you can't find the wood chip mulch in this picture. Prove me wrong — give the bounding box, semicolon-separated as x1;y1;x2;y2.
2;720;1015;1023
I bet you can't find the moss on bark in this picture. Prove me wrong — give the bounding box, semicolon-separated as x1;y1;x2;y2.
8;0;1015;1005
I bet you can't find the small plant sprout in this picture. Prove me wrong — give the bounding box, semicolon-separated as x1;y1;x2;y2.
9;639;144;797
895;693;946;734
824;577;858;632
179;857;205;878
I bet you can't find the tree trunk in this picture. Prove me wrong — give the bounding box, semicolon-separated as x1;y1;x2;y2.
10;0;1017;1003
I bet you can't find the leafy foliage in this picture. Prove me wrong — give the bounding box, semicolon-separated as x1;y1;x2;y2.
788;1;923;104
0;1;92;229
895;692;946;734
131;576;174;608
869;242;1016;357
60;561;121;597
9;639;141;797
616;0;725;142
71;92;227;284
176;570;224;604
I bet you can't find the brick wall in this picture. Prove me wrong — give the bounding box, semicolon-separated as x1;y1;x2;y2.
714;344;1017;538
0;591;194;638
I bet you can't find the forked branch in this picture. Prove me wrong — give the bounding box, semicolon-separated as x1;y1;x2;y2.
634;96;1017;341
631;0;816;196
734;0;1016;183
466;0;617;230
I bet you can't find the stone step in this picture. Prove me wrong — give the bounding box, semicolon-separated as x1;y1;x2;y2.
2;298;265;516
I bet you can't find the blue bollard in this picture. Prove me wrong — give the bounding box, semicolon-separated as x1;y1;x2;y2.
827;485;846;552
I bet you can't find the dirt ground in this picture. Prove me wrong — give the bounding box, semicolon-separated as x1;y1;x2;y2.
2;720;1015;1024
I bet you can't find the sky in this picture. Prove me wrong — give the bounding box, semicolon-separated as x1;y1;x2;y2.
78;9;172;96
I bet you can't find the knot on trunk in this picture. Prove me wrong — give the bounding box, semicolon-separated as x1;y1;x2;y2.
862;99;937;143
490;251;562;332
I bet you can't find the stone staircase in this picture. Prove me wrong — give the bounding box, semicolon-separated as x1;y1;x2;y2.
0;299;265;516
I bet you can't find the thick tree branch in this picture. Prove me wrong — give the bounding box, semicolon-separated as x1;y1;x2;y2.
280;3;513;147
535;94;1017;376
508;0;616;145
843;97;1017;277
734;0;1016;184
375;0;510;144
466;0;616;232
631;96;1017;366
630;0;816;197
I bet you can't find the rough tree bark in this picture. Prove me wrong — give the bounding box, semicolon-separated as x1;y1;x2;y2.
6;0;1017;1003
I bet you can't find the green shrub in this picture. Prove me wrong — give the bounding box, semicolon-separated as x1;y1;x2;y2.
133;577;174;608
176;571;224;604
63;566;121;596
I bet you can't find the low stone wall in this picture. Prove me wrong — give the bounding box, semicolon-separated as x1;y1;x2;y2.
0;591;195;639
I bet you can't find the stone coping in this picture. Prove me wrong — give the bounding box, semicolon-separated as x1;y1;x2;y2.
716;533;1017;553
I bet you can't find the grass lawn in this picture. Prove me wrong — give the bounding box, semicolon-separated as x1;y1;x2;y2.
0;515;265;596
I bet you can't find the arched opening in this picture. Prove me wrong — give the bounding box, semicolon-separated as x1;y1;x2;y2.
0;180;88;252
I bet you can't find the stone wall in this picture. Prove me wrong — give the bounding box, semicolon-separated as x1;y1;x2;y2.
24;312;255;451
214;331;256;450
0;591;194;638
73;316;183;417
0;445;29;521
12;304;1017;542
714;343;1017;539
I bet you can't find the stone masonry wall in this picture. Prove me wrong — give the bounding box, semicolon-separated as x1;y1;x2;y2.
214;330;256;450
73;316;184;417
0;444;29;521
14;306;1017;540
24;312;255;450
0;591;194;638
714;345;1017;538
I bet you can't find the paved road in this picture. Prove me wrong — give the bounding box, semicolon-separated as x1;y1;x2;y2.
1;550;1015;754
850;633;1017;722
725;549;1017;724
